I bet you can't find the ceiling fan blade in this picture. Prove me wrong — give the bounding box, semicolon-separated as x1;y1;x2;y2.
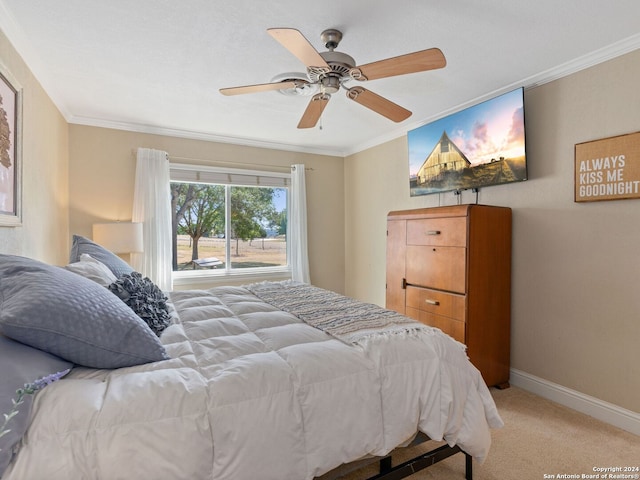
352;48;446;81
298;94;330;129
220;80;300;96
267;28;330;71
346;87;411;122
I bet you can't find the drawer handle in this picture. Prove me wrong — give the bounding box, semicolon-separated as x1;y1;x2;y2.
425;299;440;306
427;230;441;235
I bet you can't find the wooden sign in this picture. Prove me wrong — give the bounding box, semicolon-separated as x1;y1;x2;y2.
575;131;640;202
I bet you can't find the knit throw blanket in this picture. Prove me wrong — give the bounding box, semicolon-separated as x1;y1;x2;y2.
246;281;430;346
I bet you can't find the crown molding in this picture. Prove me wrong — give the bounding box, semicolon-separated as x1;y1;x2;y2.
345;34;640;157
68;115;346;157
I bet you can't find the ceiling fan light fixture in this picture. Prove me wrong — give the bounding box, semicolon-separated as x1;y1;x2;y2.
270;72;318;97
321;75;341;94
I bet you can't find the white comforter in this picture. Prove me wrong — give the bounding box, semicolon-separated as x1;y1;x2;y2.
5;285;503;480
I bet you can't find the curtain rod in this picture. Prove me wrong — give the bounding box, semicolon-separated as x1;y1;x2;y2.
131;150;314;171
169;154;313;171
131;150;313;170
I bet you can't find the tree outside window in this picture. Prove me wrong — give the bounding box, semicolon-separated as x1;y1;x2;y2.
171;182;287;271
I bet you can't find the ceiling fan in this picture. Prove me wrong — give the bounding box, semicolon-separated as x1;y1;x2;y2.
219;28;446;129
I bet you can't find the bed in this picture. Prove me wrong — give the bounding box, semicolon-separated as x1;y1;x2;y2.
0;242;503;480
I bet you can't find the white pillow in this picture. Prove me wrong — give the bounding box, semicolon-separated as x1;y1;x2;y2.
65;253;117;287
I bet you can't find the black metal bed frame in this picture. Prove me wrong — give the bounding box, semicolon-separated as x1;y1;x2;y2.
316;435;472;480
366;444;472;480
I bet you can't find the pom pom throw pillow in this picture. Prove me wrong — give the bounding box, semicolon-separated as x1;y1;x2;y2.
109;272;172;336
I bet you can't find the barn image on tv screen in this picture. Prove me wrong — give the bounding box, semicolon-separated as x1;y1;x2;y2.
416;131;471;182
408;88;527;196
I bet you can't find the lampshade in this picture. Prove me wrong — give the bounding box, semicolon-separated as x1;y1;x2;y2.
92;222;143;254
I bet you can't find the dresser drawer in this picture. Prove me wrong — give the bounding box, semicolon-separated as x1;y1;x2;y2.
418;311;466;344
406;286;465;321
406;217;467;247
406;245;466;293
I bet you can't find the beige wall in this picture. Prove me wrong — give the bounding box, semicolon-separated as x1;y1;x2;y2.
0;30;69;264
344;49;640;413
68;125;345;294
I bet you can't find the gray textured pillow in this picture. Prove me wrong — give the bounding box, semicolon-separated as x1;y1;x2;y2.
69;235;134;278
0;334;73;477
0;254;169;369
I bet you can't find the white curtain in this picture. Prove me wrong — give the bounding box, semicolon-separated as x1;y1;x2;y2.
290;164;310;283
131;148;173;291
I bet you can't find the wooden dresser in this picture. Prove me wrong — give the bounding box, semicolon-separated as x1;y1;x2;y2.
386;204;512;388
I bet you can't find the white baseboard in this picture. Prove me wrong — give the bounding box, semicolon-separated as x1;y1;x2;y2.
509;368;640;436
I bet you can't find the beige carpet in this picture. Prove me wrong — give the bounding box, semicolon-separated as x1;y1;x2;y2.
337;386;640;479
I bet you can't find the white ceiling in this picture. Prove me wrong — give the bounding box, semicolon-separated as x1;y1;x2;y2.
1;1;639;157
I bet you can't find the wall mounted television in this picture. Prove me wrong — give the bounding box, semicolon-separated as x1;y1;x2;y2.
408;87;527;196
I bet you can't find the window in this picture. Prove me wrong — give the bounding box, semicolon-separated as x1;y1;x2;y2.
170;164;290;282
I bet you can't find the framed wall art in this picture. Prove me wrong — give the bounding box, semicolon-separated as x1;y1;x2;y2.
0;61;22;226
575;131;640;202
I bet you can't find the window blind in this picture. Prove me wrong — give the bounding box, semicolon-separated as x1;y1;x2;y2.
170;163;290;187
